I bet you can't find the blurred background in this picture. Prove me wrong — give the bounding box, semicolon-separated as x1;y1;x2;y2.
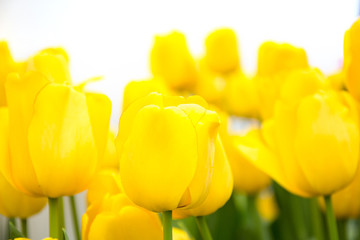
0;0;359;238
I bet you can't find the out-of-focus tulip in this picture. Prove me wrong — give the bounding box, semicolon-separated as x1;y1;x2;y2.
255;42;309;119
15;238;57;240
150;31;197;91
25;47;71;84
0;41;16;107
239;89;359;197
1;70;111;198
0;107;47;218
218;114;270;194
256;191;279;222
256;41;308;78
82;194;163;240
344;18;360;101
223;72;259;118
326;72;345;91
116;93;219;212
99;131;118;170
323;158;360;219
122;78;170;111
194;59;226;105
173;228;191;240
204;28;240;73
86;169;122;206
174;136;233;217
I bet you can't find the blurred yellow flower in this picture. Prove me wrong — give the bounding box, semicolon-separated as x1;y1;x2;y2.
82;193;163;240
344;18;360;101
173;228;191;240
223;72;259;118
174;136;233;217
150;31;197;91
122;78;170;111
194;59;226;105
0;107;47;218
239;89;359;197
204;28;240;73
116;93;219;212
255;42;309;119
323;157;360;219
0;41;16;107
86;169;122;206
1;70;111;198
256;191;279;222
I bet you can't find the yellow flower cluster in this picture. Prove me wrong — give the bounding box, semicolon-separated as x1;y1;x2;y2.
1;16;360;240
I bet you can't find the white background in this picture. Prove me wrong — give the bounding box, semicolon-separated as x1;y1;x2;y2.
0;0;359;238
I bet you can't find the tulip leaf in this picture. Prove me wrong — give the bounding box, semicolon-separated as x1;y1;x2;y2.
63;228;70;240
9;222;24;239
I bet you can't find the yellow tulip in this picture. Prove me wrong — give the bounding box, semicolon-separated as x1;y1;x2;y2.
0;161;47;219
194;59;226;105
82;193;163;240
218;113;270;194
238;89;359;197
204;28;240;73
255;42;309;119
256;190;279;222
116;93;219;212
223;72;259;118
0;107;47;218
256;41;308;78
173;136;233;217
122;78;170;111
25;47;72;85
99;130;119;170
86;169;122;206
1;71;111;198
344;18;360;101
150;31;197;91
0;41;16;107
15;238;58;240
173;228;191;240
323;157;360;219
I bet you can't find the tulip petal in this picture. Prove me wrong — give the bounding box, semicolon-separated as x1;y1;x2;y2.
85;92;112;166
120;105;198;212
28;84;97;197
177;104;220;208
88;206;162;240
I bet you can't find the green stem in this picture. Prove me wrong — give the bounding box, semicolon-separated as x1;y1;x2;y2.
196;216;213;240
21;218;28;237
162;211;172;240
247;195;268;240
49;198;59;239
309;198;324;240
9;218;16;227
290;196;307;240
337;219;347;240
324;196;339;240
58;197;65;240
69;196;81;240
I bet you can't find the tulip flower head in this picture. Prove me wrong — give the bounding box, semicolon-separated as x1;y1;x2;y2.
204;28;240;73
237;69;359;197
150;31;198;91
1;66;111;198
116;93;220;212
